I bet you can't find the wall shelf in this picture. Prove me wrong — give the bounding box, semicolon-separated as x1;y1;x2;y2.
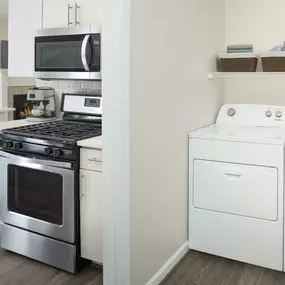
208;72;285;79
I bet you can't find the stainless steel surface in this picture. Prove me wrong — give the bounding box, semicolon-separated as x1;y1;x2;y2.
35;26;101;81
35;71;101;80
1;224;77;273
91;25;101;34
26;87;56;121
27;87;55;101
0;150;72;168
68;4;73;26
0;152;75;243
75;3;80;25
81;35;90;71
36;26;91;37
266;110;272;117
227;108;236;117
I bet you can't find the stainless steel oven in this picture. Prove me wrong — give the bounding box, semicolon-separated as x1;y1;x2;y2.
0;151;75;243
0;92;102;273
35;25;101;80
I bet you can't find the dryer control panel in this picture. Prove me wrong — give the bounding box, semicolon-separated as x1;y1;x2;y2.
216;104;285;127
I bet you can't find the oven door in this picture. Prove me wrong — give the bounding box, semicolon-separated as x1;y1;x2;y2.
0;151;75;244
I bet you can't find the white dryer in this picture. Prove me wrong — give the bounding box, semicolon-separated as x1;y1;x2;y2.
189;104;285;271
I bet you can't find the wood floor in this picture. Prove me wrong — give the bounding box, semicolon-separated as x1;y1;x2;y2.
162;250;285;285
0;248;103;285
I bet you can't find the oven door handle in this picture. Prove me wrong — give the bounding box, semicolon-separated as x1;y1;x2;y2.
0;150;72;169
81;35;90;71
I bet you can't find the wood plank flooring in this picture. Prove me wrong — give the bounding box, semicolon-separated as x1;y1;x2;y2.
161;251;285;285
0;248;103;285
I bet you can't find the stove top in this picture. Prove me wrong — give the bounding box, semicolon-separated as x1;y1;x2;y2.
2;120;102;143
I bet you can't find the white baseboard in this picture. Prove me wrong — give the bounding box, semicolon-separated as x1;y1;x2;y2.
146;241;189;285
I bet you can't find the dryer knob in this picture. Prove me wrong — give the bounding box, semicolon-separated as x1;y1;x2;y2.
276;111;283;118
265;110;272;117
227;108;236;117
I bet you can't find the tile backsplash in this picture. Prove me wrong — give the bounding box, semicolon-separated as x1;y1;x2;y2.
36;80;102;117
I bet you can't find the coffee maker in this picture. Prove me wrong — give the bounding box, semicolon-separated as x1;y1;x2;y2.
26;87;56;122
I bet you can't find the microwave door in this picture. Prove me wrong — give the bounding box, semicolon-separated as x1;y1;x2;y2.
35;34;91;80
81;35;91;71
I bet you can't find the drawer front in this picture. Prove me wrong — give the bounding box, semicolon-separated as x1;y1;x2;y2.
193;159;278;221
80;148;102;171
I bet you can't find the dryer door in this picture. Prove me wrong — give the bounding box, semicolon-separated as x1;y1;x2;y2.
193;159;278;221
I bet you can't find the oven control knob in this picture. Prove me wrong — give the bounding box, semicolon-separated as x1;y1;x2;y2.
54;149;63;157
14;142;23;150
5;141;13;149
44;147;53;156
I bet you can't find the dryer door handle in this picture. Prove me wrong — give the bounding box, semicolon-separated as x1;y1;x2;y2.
224;172;242;178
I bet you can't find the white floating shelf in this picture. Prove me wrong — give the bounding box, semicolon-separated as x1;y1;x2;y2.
208;72;285;79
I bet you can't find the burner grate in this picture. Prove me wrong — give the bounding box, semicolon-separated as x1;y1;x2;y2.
3;120;102;143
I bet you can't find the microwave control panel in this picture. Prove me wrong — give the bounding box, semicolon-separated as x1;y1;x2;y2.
91;33;101;72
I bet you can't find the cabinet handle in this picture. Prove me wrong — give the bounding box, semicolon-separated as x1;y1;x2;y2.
68;4;73;26
88;158;101;162
80;174;86;200
75;3;80;26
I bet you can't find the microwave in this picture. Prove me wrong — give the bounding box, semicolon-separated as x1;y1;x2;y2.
35;26;101;81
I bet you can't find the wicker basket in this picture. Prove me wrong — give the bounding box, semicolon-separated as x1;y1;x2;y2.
261;52;285;72
218;53;258;72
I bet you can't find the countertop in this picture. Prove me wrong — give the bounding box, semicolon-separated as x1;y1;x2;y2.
0;119;103;149
77;136;102;149
0;119;38;131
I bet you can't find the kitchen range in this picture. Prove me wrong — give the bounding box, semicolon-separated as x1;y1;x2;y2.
0;92;102;273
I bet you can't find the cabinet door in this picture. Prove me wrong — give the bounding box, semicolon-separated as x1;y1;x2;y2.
80;169;103;263
8;0;42;77
75;0;102;26
43;0;75;29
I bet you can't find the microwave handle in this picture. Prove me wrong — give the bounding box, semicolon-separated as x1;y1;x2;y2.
81;35;91;71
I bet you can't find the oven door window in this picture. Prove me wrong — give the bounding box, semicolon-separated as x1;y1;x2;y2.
35;34;91;72
8;165;63;225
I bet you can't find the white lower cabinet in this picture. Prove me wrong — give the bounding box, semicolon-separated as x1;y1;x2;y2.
80;167;103;264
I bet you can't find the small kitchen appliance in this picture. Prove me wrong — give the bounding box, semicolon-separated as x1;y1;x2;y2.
35;26;101;80
26;87;56;122
0;91;102;273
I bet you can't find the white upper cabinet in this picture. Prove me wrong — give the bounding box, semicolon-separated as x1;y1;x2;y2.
42;0;102;29
8;0;42;77
75;0;102;26
42;0;73;29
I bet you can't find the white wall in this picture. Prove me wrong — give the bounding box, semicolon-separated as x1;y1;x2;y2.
129;1;224;283
102;0;224;284
225;0;285;105
226;0;285;51
102;0;131;283
0;18;8;40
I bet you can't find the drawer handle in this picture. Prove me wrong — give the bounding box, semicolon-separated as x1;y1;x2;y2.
88;158;101;162
225;172;242;178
